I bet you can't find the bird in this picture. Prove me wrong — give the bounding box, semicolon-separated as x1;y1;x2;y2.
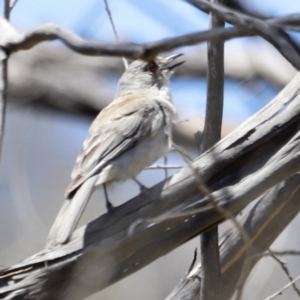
46;54;184;247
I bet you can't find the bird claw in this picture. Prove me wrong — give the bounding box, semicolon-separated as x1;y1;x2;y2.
106;200;114;213
139;184;150;196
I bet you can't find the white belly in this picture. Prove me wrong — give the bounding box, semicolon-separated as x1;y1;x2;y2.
95;129;168;185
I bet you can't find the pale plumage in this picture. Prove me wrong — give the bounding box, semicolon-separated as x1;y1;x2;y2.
66;94;174;198
46;54;184;247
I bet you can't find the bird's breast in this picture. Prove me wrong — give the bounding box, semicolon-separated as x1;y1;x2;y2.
95;129;169;185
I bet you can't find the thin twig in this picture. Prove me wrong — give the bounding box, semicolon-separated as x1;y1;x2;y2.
163;155;168;179
263;274;300;300
9;0;18;12
165;251;201;300
259;250;300;257
2;11;300;67
189;164;253;260
188;0;300;70
173;116;205;124
103;0;128;69
0;1;10;161
0;20;248;59
187;248;198;276
185;157;253;300
146;165;184;170
171;143;252;262
172;139;253;298
268;249;300;297
171;143;194;162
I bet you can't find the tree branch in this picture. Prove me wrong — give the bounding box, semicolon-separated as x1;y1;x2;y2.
0;2;10;161
1;73;300;299
199;0;224;298
0;12;299;62
268;249;300;297
166;172;300;299
263;275;300;300
187;0;300;70
0;17;248;60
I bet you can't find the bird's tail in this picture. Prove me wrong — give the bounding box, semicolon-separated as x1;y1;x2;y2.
46;176;97;248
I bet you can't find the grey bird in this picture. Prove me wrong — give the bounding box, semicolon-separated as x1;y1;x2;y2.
46;54;184;247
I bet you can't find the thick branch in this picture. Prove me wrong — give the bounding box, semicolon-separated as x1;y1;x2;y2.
221;174;300;299
1;73;300;299
166;173;300;299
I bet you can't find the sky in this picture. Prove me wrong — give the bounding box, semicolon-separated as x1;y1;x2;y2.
6;0;300;40
2;0;299;123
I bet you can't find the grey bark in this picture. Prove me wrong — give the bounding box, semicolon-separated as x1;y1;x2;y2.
165;173;300;300
1;73;300;299
2;7;300;300
199;0;225;298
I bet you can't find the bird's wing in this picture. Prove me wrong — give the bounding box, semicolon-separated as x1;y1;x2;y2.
66;94;165;198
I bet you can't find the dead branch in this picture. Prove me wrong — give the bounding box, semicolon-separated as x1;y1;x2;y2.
0;17;248;60
268;249;300;297
261;251;300;257
1;73;300;299
2;5;300;298
166;173;300;299
263;274;300;300
1;10;300;63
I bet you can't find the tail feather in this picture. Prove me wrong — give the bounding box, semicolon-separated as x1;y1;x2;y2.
46;176;97;248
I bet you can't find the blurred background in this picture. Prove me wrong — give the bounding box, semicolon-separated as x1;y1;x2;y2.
1;0;300;299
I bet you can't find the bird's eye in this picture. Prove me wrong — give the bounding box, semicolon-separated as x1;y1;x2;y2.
148;62;158;73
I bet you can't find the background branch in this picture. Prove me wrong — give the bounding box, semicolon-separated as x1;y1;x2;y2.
1;18;248;59
2;11;300;62
188;0;300;70
264;274;300;300
103;0;128;69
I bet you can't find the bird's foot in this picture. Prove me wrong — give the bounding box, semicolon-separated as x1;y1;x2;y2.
103;183;114;213
139;184;150;196
106;200;114;213
131;177;150;196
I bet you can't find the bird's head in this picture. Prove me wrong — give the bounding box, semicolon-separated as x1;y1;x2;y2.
117;54;184;97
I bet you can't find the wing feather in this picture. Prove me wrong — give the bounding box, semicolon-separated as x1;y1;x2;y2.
66;95;164;198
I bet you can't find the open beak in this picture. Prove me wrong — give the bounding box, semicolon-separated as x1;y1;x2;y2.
162;53;185;70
